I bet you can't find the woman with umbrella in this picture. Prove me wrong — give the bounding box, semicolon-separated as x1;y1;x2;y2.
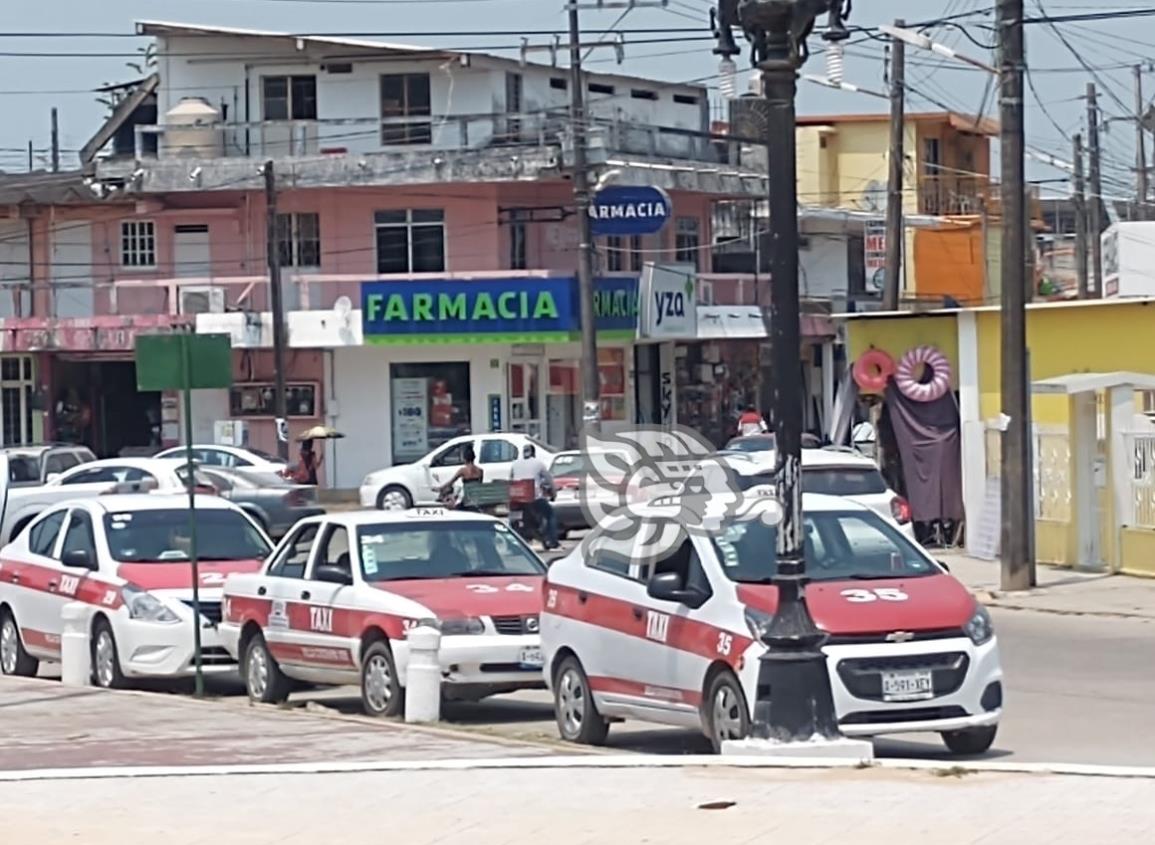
285;425;343;485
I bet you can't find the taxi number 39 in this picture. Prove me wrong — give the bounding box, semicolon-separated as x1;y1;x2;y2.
840;588;909;603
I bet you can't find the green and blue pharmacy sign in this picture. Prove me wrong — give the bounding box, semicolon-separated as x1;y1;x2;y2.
361;276;638;344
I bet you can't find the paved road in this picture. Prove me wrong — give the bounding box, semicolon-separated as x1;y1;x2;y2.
282;607;1155;765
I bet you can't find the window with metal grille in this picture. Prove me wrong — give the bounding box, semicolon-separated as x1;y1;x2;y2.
604;235;624;272
0;355;35;445
508;210;528;270
375;209;446;274
380;73;433;145
275;212;321;268
674;217;700;269
120;220;156;268
262;76;318;121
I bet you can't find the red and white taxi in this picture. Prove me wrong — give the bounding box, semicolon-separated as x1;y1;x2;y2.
0;491;273;688
219;508;546;717
540;492;1002;755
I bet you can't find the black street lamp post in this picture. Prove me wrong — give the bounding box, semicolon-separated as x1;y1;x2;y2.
712;0;850;743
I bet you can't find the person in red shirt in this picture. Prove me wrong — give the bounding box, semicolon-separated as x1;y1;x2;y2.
736;404;768;437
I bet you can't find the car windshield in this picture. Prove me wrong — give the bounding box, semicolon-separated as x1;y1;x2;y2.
724;435;777;453
711;510;938;583
356;521;545;582
103;509;272;562
7;454;40;482
802;467;888;496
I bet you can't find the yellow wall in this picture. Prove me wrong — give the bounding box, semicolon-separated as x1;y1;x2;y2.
845;314;959;389
1120;529;1155;578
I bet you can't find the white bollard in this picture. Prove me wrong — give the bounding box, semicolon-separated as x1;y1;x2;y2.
60;602;91;687
404;623;442;723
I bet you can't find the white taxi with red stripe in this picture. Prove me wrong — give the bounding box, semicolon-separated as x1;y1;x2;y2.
219;507;547;717
541;492;1002;755
0;492;273;687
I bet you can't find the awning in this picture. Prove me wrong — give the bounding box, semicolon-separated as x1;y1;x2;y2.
1032;371;1155;395
695;306;835;341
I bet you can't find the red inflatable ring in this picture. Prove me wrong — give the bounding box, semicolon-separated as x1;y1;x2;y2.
895;345;952;402
853;348;896;394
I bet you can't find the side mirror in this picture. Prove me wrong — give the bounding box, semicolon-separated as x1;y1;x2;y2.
61;549;97;571
937;559;951;573
647;571;706;608
45;473;61;484
314;564;352;585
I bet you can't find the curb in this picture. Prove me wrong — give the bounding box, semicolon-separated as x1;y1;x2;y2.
970;589;1155;622
1;754;1153;783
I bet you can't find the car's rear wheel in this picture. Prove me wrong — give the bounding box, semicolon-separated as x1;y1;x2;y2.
0;611;38;677
376;485;412;511
243;633;292;704
704;669;750;753
554;656;609;746
91;620;128;689
360;641;403;717
941;725;998;755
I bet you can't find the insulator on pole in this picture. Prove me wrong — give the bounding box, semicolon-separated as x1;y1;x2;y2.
719;56;737;99
826;39;844;85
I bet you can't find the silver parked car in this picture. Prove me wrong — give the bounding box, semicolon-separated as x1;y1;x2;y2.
199;467;324;539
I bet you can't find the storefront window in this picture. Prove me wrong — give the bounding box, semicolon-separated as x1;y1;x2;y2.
0;355;35;446
390;362;471;464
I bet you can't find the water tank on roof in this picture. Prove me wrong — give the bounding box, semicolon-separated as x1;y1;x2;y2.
162;98;224;159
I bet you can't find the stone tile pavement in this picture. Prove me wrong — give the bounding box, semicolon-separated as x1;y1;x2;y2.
4;766;1153;844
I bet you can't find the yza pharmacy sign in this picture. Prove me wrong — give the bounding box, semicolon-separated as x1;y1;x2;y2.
638;263;698;340
589;185;672;237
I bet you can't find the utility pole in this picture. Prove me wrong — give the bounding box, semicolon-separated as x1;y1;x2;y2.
50;108;59;173
263;161;290;462
567;3;601;435
998;0;1033;592
1073;133;1089;299
712;0;848;746
1136;65;1149;220
882;18;906;311
1087;82;1104;297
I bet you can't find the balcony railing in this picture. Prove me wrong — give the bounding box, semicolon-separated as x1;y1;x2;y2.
918;174;1042;220
128;110;732;166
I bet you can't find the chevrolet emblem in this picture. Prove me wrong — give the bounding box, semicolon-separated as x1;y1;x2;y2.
886;631;915;643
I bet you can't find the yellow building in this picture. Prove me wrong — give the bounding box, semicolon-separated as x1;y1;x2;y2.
797;111;1039;306
842;299;1155;577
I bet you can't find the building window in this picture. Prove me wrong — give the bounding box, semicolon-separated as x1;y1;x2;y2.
628;235;644;272
675;217;700;269
604;236;624;272
262;76;318;121
390;362;472;464
509;210;528;270
120;220;156;268
380;73;432;145
0;355;34;446
374;209;446;274
275;212;321;268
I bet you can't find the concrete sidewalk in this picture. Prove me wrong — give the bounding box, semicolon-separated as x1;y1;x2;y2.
942;553;1155;621
4;765;1152;844
0;676;565;771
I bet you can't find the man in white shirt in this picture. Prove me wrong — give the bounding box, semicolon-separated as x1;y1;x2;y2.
511;444;559;549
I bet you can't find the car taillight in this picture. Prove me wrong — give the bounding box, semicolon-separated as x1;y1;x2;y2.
194;484;218;496
891;496;911;524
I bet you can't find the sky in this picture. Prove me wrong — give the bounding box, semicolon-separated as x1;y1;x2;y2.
0;0;1152;202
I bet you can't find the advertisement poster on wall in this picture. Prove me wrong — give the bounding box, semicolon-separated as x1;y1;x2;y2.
392;377;429;463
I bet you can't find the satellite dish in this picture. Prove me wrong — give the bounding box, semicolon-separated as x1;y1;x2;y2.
333;296;352;317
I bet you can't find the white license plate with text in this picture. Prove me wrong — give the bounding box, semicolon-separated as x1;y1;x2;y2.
881;670;934;701
519;647;544;668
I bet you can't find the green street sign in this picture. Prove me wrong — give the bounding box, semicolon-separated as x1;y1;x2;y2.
135;333;233;391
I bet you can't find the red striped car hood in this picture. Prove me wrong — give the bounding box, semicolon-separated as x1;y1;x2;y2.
370;575;544;617
737;574;976;634
116;559;264;591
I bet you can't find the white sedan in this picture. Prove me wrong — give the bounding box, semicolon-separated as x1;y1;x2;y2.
154;445;287;472
0;493;272;688
359;434;555;510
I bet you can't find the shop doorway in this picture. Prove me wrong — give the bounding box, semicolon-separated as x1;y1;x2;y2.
53;359;162;457
508;361;544;440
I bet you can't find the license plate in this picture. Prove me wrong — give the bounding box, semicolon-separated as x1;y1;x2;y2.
518;647;544;668
555;489;577;501
881;670;934;702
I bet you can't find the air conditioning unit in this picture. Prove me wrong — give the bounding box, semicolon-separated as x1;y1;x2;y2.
179;286;226;315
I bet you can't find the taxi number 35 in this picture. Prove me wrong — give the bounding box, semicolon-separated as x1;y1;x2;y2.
840;588;909;603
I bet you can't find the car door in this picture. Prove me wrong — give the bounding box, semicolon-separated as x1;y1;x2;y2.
0;507;68;659
291;523;358;678
477;438;520;482
424;438;476;497
258;522;320;670
39;508;102;647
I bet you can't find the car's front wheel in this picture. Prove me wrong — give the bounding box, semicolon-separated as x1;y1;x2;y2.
703;669;750;753
91;620;128;689
553;655;609;746
243;633;292;704
360;641;403;717
376;485;412;511
941;724;998;755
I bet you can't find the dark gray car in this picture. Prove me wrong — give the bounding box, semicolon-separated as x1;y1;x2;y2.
199;467;324;539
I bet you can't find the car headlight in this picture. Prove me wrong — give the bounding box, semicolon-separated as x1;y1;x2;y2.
744;607;773;640
123;586;181;624
964;604;994;645
439;617;485;636
361;473;380;488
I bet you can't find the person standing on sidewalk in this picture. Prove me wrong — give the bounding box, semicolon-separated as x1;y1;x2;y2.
736;404;769;437
511;444;559;550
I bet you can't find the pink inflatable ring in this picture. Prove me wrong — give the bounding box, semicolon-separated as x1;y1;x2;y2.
852;347;896;394
895;345;951;403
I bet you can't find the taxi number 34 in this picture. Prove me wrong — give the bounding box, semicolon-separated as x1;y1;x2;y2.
840;588;909;603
